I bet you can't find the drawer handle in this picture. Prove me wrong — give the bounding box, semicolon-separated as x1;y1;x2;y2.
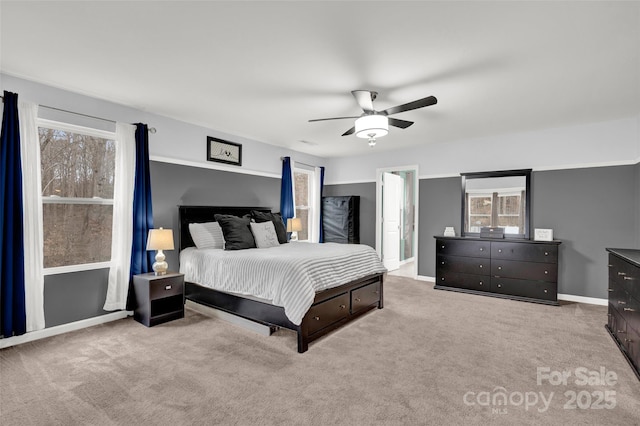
618;301;627;305
479;265;483;269
497;266;502;270
480;248;484;251
355;298;361;302
441;261;445;265
544;289;548;293
498;249;502;253
617;330;626;334
623;308;636;312
618;272;626;276
314;316;320;321
479;281;483;286
624;338;633;343
608;288;614;292
441;277;445;281
544;271;548;275
441;245;445;249
339;304;346;309
544;252;549;256
497;284;502;288
623;276;634;281
608;264;613;267
165;285;172;290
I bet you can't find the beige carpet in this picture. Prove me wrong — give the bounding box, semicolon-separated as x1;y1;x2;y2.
1;276;639;425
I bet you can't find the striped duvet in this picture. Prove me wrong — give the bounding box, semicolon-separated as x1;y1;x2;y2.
179;242;387;325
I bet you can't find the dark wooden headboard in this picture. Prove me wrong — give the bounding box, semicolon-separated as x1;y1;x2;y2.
178;205;272;251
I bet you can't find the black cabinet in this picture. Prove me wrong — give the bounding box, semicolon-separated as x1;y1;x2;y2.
322;196;360;244
605;248;640;380
133;272;185;327
434;236;560;305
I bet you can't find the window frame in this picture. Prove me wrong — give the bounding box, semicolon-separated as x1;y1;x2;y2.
37;118;118;275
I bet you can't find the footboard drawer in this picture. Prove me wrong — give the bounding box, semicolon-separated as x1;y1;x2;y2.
351;282;381;314
305;293;350;335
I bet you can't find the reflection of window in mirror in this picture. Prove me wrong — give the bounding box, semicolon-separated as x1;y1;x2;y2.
461;170;531;239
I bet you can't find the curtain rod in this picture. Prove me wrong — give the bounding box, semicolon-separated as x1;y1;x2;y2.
280;156;321;169
1;95;156;133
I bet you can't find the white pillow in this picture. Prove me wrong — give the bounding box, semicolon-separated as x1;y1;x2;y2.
249;221;280;248
189;221;225;249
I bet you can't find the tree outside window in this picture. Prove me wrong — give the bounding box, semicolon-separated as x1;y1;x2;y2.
294;170;310;241
39;126;116;268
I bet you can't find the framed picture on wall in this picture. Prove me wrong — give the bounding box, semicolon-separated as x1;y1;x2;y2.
207;136;242;166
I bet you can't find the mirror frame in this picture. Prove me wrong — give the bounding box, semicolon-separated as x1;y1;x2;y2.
461;169;532;239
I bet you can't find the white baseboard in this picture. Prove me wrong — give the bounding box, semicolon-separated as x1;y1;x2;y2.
417;276;607;306
0;311;131;349
185;300;272;336
557;293;607;306
416;275;435;282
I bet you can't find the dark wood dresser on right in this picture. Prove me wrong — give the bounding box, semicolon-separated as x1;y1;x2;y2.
606;248;640;380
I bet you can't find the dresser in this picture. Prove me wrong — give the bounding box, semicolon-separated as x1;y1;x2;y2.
605;248;640;380
434;236;560;305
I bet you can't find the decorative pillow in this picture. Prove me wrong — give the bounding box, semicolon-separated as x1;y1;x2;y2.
249;221;280;248
250;210;287;244
188;221;225;249
214;214;256;250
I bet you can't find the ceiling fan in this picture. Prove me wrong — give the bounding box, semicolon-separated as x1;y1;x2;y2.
309;90;437;146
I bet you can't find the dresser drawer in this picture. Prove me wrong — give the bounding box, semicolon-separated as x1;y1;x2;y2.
436;239;490;258
492;242;557;264
609;254;640;296
491;277;556;301
149;276;184;299
437;271;489;292
491;259;557;282
609;303;627;342
351;282;381;314
306;293;349;335
626;327;640;372
437;254;490;276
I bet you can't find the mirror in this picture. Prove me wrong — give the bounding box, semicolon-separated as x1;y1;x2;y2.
461;169;531;239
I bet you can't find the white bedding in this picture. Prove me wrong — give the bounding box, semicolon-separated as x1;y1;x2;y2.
179;242;387;325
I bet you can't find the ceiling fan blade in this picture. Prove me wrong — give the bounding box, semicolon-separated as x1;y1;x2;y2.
308;116;360;122
351;90;376;113
342;127;355;136
381;95;437;116
388;117;414;129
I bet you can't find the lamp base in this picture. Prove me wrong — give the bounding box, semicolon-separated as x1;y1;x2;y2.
152;250;169;276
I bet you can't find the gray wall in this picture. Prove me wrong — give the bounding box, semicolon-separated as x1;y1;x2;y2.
150;161;281;269
323;183;376;248
328;165;638;300
44;269;110;327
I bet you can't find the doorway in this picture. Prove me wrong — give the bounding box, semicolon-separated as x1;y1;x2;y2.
375;165;418;278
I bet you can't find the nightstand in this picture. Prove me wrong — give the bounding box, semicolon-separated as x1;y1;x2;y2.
132;272;185;327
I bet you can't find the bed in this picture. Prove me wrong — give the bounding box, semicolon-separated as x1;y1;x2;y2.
178;205;386;353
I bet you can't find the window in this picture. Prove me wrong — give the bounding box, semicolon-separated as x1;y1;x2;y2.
294;169;312;241
39;121;116;269
467;192;522;234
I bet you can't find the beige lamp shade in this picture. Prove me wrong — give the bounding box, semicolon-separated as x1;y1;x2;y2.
146;228;175;251
286;218;303;232
146;227;174;275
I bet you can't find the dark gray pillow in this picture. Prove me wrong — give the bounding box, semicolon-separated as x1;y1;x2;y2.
250;211;287;244
214;214;256;250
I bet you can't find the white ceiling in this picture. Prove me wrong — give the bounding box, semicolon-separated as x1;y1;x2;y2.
1;1;639;158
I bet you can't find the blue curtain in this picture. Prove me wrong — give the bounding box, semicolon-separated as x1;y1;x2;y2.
0;91;26;337
319;166;325;243
280;156;294;225
127;123;154;307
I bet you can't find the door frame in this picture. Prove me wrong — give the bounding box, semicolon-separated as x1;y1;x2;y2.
375;165;419;278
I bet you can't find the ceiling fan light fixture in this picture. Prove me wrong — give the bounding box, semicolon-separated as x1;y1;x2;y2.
355;115;388;139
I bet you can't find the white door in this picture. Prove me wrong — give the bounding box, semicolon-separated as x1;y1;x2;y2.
383;172;403;271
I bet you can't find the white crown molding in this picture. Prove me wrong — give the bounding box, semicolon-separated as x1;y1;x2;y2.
150;155;280;179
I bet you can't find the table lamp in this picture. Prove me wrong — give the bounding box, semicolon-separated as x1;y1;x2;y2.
146;227;175;275
286;218;302;241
